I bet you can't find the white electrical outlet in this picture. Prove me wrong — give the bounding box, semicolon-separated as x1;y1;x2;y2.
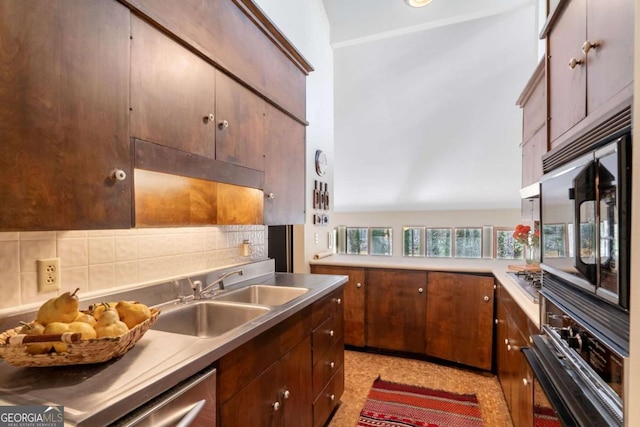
37;258;61;292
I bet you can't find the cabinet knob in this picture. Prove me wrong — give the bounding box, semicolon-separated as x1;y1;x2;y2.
267;192;275;199
204;113;215;123
110;169;127;182
329;330;334;337
272;401;280;411
283;389;291;400
330;394;335;402
218;119;229;129
507;344;512;351
483;295;490;302
356;282;362;288
522;378;530;387
582;40;599;54
335;298;342;305
568;57;584;69
504;339;509;346
330;361;335;369
418;287;424;293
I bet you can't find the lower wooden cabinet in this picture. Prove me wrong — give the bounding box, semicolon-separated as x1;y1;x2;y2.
310;265;365;347
496;281;538;427
366;269;427;354
217;288;344;427
425;272;495;370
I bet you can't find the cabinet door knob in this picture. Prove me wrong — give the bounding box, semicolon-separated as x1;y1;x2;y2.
267;192;275;199
582;40;599;54
568;57;584;69
330;361;335;369
418;287;424;293
356;282;362;288
110;169;127;182
504;339;509;345
522;378;530;387
204;113;215;123
329;330;334;337
330;394;335;402
483;295;490;302
283;389;291;400
272;401;280;411
335;298;342;305
218;119;229;129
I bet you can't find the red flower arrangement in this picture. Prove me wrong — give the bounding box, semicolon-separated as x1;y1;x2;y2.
513;222;540;247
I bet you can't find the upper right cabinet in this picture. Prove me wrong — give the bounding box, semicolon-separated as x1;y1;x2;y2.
546;0;634;147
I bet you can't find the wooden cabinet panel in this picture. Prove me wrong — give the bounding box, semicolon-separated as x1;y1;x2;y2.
548;0;587;142
130;15;216;159
124;0;307;121
215;70;266;171
282;336;313;427
521;127;547;188
312;336;344;398
313;364;344;427
366;269;427;354
585;0;634;115
264;103;305;225
310;265;365;347
0;0;131;230
425;272;494;370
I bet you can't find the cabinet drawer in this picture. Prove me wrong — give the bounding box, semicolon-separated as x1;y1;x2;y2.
312;336;344;398
311;289;343;329
312;311;343;360
312;364;344;427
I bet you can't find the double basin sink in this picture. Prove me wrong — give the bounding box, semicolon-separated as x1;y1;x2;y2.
151;285;309;338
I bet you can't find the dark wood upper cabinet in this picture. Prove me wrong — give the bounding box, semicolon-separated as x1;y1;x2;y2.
365;269;427;354
215;71;266;171
547;0;633;145
264;103;305;225
130;15;216;159
425;272;495;371
0;0;131;230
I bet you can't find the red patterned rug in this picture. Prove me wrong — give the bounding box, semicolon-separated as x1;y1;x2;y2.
356;378;484;427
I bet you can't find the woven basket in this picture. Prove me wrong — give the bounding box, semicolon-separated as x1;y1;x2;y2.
0;308;160;367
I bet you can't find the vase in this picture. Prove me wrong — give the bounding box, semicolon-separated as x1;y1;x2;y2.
525;244;540;265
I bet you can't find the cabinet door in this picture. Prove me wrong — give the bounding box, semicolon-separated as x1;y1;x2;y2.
521;127;547;187
0;0;131;230
282;336;313;427
310;265;365;347
495;284;512;411
130;15;216;158
426;273;494;370
264;103;305;225
509;324;534;427
548;0;587;142
585;0;634;114
366;269;427;353
215;70;266;171
220;360;283;427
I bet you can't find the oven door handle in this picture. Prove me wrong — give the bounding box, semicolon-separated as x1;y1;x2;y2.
176;399;206;427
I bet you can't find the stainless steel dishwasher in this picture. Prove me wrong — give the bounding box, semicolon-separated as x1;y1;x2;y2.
111;366;217;427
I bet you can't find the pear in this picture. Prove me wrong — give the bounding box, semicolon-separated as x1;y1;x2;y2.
43;322;70;353
116;301;151;329
18;321;51;355
94;305;129;338
74;311;97;327
36;288;80;326
67;321;97;340
91;301;119;321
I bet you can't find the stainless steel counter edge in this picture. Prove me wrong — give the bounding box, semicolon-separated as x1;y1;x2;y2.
310;255;540;327
0;266;347;427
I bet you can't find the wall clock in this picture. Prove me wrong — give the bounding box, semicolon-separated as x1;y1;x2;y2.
315;150;328;176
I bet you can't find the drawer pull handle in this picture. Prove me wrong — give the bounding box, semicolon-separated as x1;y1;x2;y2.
283;389;291;400
418;287;424;293
356;282;362;288
335;298;342;305
522;378;529;387
330;394;335;402
272;401;280;411
330;361;335;369
329;330;334;337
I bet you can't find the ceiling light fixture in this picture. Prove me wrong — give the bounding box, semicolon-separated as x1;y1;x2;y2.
404;0;433;7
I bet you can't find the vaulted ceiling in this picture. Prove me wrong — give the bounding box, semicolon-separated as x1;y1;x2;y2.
323;0;542;212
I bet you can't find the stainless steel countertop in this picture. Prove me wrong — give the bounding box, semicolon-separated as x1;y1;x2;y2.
0;260;348;426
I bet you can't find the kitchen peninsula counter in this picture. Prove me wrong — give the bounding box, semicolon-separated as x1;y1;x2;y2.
310;255;539;327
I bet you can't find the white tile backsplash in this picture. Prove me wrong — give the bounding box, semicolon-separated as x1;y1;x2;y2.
0;226;267;311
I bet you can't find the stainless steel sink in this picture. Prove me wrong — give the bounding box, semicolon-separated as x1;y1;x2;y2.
152;301;271;338
214;285;309;306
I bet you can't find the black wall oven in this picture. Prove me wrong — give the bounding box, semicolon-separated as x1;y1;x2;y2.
526;129;631;426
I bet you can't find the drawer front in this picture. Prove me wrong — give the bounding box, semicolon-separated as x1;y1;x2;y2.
312;336;344;397
311;289;343;329
312;311;344;360
312;364;345;427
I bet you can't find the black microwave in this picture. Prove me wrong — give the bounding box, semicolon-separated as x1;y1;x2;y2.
540;132;632;310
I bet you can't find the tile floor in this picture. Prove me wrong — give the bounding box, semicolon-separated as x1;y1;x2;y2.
328;349;513;427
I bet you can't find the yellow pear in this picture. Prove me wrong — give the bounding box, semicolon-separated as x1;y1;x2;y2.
36;288;80;325
116;301;151;329
67;321;97;340
18;321;51;355
74;311;97;327
43;322;70;353
91;301;119;321
94;306;129;338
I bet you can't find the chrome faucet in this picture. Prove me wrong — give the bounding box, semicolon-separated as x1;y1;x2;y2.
192;269;244;299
